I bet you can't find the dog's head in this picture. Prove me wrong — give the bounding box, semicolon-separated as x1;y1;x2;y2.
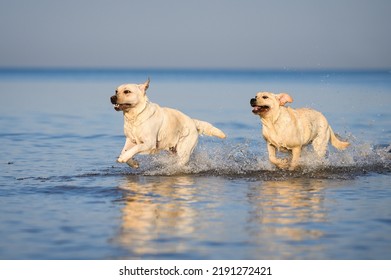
110;79;150;112
250;92;293;117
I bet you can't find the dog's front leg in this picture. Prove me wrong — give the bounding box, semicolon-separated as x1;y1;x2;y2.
117;142;155;166
118;138;139;167
120;138;133;156
267;143;289;169
289;146;301;171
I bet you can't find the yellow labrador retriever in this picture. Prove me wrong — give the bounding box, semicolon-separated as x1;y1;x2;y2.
110;79;226;168
250;92;350;170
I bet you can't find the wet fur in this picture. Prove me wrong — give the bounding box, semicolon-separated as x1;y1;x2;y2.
110;79;225;168
251;92;350;170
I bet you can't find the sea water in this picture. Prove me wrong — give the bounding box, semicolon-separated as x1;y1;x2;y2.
0;69;390;259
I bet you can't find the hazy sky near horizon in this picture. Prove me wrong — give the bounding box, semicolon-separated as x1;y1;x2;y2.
0;0;390;69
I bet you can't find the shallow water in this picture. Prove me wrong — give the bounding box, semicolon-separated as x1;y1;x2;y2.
0;69;390;259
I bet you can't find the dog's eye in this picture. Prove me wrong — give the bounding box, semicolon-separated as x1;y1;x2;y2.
115;90;118;94
124;90;131;94
262;96;268;99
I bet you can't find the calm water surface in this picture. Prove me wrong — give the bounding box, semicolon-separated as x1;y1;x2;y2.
0;69;390;259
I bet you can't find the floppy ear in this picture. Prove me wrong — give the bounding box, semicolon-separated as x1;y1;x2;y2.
139;77;150;94
276;93;293;106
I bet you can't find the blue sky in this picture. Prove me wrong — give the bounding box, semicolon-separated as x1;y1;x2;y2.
0;0;390;69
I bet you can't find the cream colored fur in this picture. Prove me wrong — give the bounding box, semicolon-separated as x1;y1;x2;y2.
251;92;350;170
110;79;226;168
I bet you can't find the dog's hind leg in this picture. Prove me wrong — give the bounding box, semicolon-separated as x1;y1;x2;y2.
176;132;198;166
312;134;329;158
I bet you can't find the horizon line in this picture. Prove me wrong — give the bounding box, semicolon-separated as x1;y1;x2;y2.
0;67;390;73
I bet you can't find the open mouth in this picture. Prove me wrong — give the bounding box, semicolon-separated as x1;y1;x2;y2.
252;105;270;114
113;103;132;111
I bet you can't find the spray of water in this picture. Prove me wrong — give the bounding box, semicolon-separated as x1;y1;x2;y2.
121;135;391;179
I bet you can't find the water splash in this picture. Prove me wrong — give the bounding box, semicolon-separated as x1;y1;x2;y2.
120;137;391;179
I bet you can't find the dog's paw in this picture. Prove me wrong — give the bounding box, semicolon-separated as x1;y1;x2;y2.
126;159;139;169
288;165;298;171
274;159;289;169
117;156;127;163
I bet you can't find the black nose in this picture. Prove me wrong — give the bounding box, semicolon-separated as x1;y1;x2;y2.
250;98;256;106
110;95;117;104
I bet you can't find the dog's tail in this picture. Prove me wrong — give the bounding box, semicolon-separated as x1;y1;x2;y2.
329;127;350;150
193;119;226;139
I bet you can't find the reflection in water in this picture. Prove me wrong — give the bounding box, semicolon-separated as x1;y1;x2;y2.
247;179;328;258
114;176;198;258
114;175;331;259
252;179;326;232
